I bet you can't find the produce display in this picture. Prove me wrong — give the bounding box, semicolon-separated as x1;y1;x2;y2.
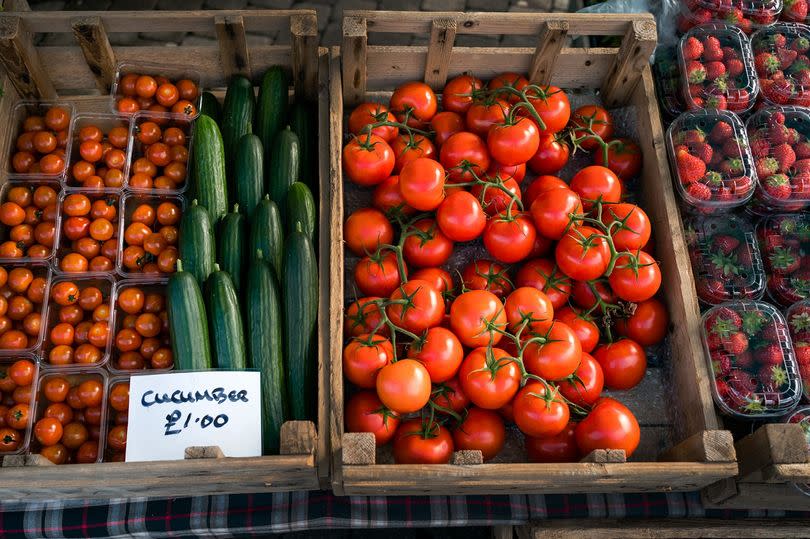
787;300;810;398
751;23;810;107
111;282;172;372
8;102;72;178
104;379;129;462
676;0;782;34
341;73;668;464
0;264;49;352
119;196;182;276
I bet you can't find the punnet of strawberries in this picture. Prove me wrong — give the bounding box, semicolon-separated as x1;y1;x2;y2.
787;301;810;400
751;23;810;106
758;213;810;306
685;214;766;304
676;0;782;35
667;109;755;211
746;107;810;212
702;300;802;417
678;23;758;112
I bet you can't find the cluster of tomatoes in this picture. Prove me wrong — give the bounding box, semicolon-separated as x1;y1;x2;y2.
0;359;36;452
114;73;199;119
112;285;173;372
44;279;111;368
0;183;59;259
10;106;71;177
341;73;669;464
121;200;181;275
69;122;130;189
129;118;190;191
32;374;105;464
0;266;48;351
58;193;119;274
105;381;129;461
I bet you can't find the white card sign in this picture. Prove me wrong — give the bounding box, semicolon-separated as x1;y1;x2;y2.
125;371;262;462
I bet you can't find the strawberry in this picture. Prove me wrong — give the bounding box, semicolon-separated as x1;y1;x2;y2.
704;170;723;188
759;364;789;391
755;343;784;365
784;0;808;22
679;128;706;146
737;245;753;267
752;7;777;24
755;51;781;75
687;181;712;200
756;156;779;178
793;158;810;172
723;46;741;61
682;36;704;61
721;138;742;158
705;93;728;110
750;137;770;158
773;143;797;172
720;158;744;176
709;121;733;144
703;36;724;61
790;309;810;338
793;341;810;365
762;320;787;341
687;60;707;84
723;7;745;25
715;378;730;400
792;36;810;54
795;140;810;159
741;309;767;336
713;234;740;254
712;352;732;376
770;245;800;274
791;171;810;199
694;142;714;164
726;368;757;394
707;306;743;329
767;111;786;127
688;83;704;97
771;33;788;49
764;174;792;199
726;88;750;112
770;79;795;104
778;49;799;70
709;148;725;168
734;350;755;369
677;148;707;184
705;61;727;80
725;58;745;78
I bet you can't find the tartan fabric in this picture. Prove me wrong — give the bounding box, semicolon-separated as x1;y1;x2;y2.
1;491;809;538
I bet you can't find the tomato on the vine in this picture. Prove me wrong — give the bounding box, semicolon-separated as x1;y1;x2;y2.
399;158;446;211
575;397;640;457
525;422;579;463
402;218;453;268
343;134;395;186
513;381;570;438
440;131;491;182
386;279;445;333
430;111;465;146
593;338;647;390
503;286;554;333
527;134;570;175
554;306;600;353
530;188;582;241
458;347;521;409
389;81;438;126
555;226;611;281
569;165;622;210
376;359;432;414
345;390;400;446
432;377;470;414
594;138;642;180
558;352;604;406
515;258;571;309
608;251;661;303
442;74;483;114
470;177;522;216
348;102;398;141
410;267;454;296
407;326;463;383
449;290;507;347
524;175;567;208
392;419;453;464
487;161;526;182
614;298;669;347
487;116;540;166
522;320;582;381
461;260;513;299
600;203;651;252
344;207;394;257
345;297;387;337
354;251;404;297
487;72;529;102
436;190;486;242
571;279;617;312
524;85;570;135
391;133;436;173
466;99;510;137
452;407;505;461
343;333;395;388
483;211;537;264
373;176;415;218
571;105;613;151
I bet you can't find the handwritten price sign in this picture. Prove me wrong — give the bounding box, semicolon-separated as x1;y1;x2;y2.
126;371;262;462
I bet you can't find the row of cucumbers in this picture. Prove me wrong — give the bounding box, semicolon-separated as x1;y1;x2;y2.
167;67;319;455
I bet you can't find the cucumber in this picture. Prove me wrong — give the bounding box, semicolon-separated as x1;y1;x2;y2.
249;195;283;276
246;252;286;454
178;199;216;285
168;260;212;371
289;100;316;193
200;91;221;125
256;66;289;160
205;265;246;371
221;75;255;178
285;181;315;244
283;222;318;420
217;204;245;294
234;133;264;219
191;115;228;222
267;126;300;219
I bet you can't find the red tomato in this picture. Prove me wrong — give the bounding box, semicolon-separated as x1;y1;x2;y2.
572;105;613;151
343;134;395;186
442;74;483;114
483;211;537;264
513;380;570;438
522;320;582;381
600;203;651;252
523;175;567;208
569;165;622;210
375;359;431;414
407;327;463;383
390;134;436;173
410;267;454;296
594;138;642;180
372;176;415;217
487;116;540;166
555;306;600;353
450;290;507;348
466;99;510;137
528;134;570;175
487;72;529;101
593;339;647;390
432;377;470;414
392;419;453;464
440;131;491;182
458;347;521;410
524;85;570;135
345;390;400;445
348;102;397;141
575;397;640;457
430;112;466;147
515;258;572;309
526;422;579;463
530;188;582;241
487;161;526;182
354;252;403;297
614;298;669;347
452;407;505;461
461;259;513;299
398;158;446;211
386;280;444;333
436;190;486;242
389;82;438;126
608;251;661;303
343;333;394;388
470;177;522;216
503;286;554;333
558;352;604;406
344;207;394;257
402;218;453;268
555;226;611;281
344;297;387;337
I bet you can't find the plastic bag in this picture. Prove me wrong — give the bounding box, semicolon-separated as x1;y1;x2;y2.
577;0;682;46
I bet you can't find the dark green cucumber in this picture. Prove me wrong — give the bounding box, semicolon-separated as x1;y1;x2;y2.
179;199;216;285
285;182;315;243
255;66;289;159
205;265;246;371
289;100;316;193
192;115;228;222
200;91;221;125
246;252;286;454
267;126;300;219
249;195;283;276
234;133;264;219
217;205;245;294
221;75;255;178
168;260;212;371
283;222;318;420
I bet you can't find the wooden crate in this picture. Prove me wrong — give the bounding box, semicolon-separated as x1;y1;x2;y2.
328;11;738;496
508;518;810;538
0;9;330;498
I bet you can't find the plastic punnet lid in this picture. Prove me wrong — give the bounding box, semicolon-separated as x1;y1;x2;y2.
703;300;802;418
685;214;766;304
655;46;686;119
751;23;810;106
758;213;810;307
786;300;810;401
678;24;759;113
677;0;783;35
666;109;755;212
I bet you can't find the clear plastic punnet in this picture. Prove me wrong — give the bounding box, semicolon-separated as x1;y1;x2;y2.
117;193;184;278
654;45;687;119
676;0;783;35
6;101;76;181
757;213;810;307
751;23;810;107
786;299;810;402
110;62;202;121
0;355;40;456
64;113;133;191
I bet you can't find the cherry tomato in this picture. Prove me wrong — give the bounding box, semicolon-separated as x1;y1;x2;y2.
343;134;395;187
392;419;453;464
398;158;446;211
433;377;471;414
43;377;69;402
593;339;647;390
345;390;400;446
513;380;570;438
450;290;507;348
375;359;431;414
526;422;579;463
614;298;669;347
0;428;20;451
575;397;640;457
343;333;394;388
458;347;520;409
34;416;63;446
488;72;529;102
8;359;34;386
452;407;505;461
571;279;617;312
555;226;611;281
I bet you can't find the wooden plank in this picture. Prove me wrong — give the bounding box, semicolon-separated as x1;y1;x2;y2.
735;423;810;483
527;20;568;86
703;482;810;511
423;18;457;90
184;446;225;459
3;0;31;11
342;15;367;106
601;19;657;107
452;450;484;465
279;420;317;455
291;13;319;100
493;525;513;539
343;432;377;465
518;519;810;539
0;15;56;98
215;14;252;80
660;431;736;463
70;15;116;93
2;454;53;467
580;449;626;463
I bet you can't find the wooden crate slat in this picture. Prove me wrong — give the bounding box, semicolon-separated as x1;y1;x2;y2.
735;424;810;483
0;15;56;98
527;20;569;86
291;13;319;101
341;16;367;106
215;14;252;80
703;481;810;511
601;19;657;107
70;15;117;93
423;18;457;90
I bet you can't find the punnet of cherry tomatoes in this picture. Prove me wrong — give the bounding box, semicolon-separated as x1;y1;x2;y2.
67;114;131;190
0;358;38;454
112;68;200;120
341;73;670;465
8;102;73;178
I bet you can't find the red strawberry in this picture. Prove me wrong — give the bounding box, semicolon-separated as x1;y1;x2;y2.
723;7;745;25
720;158;744;176
769;123;793;144
723;333;749;357
791;36;810;54
769;245;800;274
705;93;728;110
773;143;797;172
734;350;755;369
794;341;810;365
715;378;730;400
705;61;727;80
687;181;712;200
707;306;743;329
711;352;732;376
778;49;799;70
682;36;704;61
688;83;704;97
769;79;795;104
726;368;757;394
677;148;707;184
723;46;741;61
795;140;810;159
703;36;724;61
727;89;750;112
771;33;788;49
784;0;809;22
750;137;771;158
762;320;787;341
759;364;789;391
694;142;714;164
764;174;792;199
680;128;706;146
791;171;810;199
756;156;779;178
709;121;733;144
752;7;777;24
713;234;740;254
755;52;781;75
755;343;784;365
793;158;810;172
687;60;707;84
725;58;745;78
721;138;742;158
704;170;723;188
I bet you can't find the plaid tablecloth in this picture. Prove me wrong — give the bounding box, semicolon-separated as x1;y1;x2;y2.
1;490;809;538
